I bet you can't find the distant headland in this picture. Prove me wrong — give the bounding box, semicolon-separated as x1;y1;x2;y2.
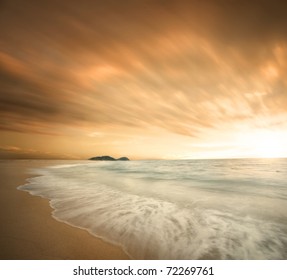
89;156;130;161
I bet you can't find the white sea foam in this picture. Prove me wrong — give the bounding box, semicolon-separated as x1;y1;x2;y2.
18;159;287;259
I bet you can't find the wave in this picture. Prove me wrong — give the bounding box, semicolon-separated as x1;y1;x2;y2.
18;159;287;259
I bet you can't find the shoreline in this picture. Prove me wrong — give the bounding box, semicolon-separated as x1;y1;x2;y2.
0;160;130;260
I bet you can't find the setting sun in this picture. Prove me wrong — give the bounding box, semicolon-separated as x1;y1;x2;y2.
239;131;286;158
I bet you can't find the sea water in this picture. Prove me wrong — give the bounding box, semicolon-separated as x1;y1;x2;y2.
19;158;287;259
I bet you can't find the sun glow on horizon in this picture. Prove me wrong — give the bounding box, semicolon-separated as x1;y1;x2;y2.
238;130;287;159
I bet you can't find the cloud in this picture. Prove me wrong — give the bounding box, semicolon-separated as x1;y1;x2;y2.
0;144;76;159
1;0;287;142
0;145;21;152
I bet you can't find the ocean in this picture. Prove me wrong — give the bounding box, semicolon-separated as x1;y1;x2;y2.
18;158;287;259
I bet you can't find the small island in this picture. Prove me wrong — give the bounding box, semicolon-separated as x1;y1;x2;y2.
89;156;130;161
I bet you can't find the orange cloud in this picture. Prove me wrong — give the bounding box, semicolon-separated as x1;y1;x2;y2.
1;0;287;158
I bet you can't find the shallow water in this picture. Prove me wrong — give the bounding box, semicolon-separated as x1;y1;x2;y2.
19;158;287;259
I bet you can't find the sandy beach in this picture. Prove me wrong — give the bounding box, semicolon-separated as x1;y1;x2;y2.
0;160;129;260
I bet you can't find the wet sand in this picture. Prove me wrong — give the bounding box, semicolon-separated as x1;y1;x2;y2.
0;160;129;260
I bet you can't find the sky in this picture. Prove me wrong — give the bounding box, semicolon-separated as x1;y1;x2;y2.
1;0;287;160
